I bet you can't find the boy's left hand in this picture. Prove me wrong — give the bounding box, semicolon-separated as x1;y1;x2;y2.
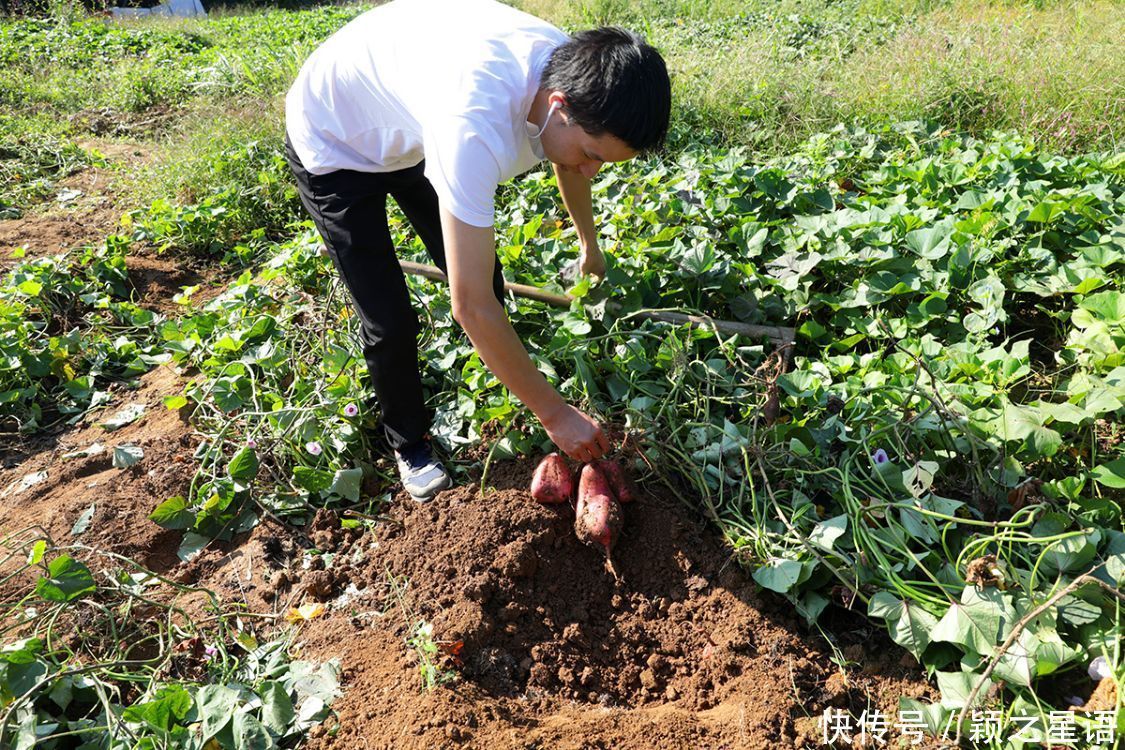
579;242;606;278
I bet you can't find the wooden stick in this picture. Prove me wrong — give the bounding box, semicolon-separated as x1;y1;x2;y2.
398;260;796;345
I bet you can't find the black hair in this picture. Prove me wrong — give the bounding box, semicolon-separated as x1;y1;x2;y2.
541;27;671;153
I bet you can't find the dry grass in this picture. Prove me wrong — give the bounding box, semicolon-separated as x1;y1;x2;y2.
516;0;1124;154
827;0;1124;152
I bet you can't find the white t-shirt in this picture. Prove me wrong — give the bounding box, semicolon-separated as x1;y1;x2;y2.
285;0;567;228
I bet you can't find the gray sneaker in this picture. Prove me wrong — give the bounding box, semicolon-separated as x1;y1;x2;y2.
395;440;453;502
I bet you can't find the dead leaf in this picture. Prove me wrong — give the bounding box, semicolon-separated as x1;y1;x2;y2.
285;602;326;623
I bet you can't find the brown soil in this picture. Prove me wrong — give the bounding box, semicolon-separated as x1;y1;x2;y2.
0;140;147;268
0;365;197;571
0;138;224;313
284;472;938;750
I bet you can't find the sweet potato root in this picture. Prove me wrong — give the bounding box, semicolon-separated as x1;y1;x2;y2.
592;458;635;503
530;453;574;504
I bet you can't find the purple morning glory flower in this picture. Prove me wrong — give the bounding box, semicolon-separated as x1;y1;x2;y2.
873;448;890;465
1089;655;1112;681
344;403;359;417
246;438;257;449
204;644;218;659
306;441;323;456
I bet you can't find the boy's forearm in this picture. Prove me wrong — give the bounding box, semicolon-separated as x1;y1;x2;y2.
456;300;566;420
553;164;598;248
442;209;566;421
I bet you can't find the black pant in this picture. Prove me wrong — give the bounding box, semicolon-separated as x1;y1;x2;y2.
285;137;504;451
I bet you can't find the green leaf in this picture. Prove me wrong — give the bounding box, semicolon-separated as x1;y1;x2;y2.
0;638;43;665
26;540;46;566
1044;531;1098;574
902;461;938;498
1026;425;1062;458
998;401;1039;441
35;555;96;602
1091;457;1125;488
905;221;953;259
233;711;274;750
936;670;991;709
12;709;36;750
99;403;146;431
795;590;829;626
868;592;938;658
113;444;144;468
1100;530;1125;585
1032;625;1079;675
123;684;193;731
228;447;260;483
1026;200;1063;223
752;558;808;594
17;279;43;297
1078;290;1125;324
898;697;949;735
328;468;363;502
1057;594;1102;627
807;515;847;551
991;629;1038;687
163;394;189;410
1038;401;1088;425
149;496;195;530
931;593;1001;655
288;658;342;716
196;684;239;742
259;681;295;736
177;531;210;563
739;225;768;257
293;466;334;494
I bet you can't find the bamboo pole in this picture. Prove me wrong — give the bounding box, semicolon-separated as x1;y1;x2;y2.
398;259;796;346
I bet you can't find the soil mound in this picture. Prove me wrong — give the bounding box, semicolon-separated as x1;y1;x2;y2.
276;460;935;749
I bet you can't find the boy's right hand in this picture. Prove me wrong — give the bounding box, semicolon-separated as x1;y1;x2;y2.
541;402;610;463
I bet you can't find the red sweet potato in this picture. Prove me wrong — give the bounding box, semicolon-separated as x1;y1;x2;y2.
575;464;624;554
592;458;635;503
578;462;613;503
574;491;622;555
530;453;574;504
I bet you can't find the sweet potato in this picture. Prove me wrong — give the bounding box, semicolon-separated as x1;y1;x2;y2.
578;461;613;503
575;464;624;554
574;491;622;555
530;453;573;504
592;459;635;503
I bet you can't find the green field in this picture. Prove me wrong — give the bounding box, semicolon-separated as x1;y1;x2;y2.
1;0;1122;747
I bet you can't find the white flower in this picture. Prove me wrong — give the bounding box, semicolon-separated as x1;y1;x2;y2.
305;441;323;456
344;403;359;417
1088;655;1112;681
